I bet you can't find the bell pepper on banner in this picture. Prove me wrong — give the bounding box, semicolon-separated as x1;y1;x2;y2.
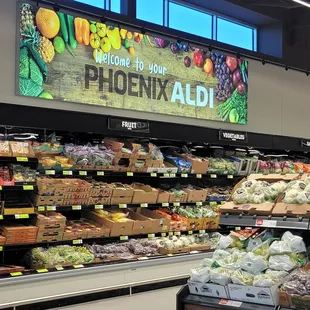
107;26;121;50
74;17;90;45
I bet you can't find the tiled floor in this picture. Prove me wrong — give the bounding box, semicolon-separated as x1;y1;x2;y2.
55;286;180;310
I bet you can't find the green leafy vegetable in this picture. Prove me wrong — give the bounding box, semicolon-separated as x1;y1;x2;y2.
19;77;43;97
29;58;43;85
19;47;29;79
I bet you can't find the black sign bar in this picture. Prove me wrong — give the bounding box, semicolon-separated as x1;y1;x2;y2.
219;129;247;142
108;117;150;133
301;139;310;148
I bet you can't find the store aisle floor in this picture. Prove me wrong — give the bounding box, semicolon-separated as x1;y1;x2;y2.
55;286;181;310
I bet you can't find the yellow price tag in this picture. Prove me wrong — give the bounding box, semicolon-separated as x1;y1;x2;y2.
55;266;64;271
23;185;34;190
127;172;134;177
168;232;174;236
170;173;176;178
120;236;128;241
227;175;233;179
196;174;202;179
163;173;169;178
119;204;127;209
210;201;218;206
188;231;193;235
181;174;188;178
0;246;3;251
63;170;72;175
167;254;174;257
97;171;105;176
38;206;45;212
174;231;181;236
173;202;180;207
37;269;48;273
148;234;155;238
162;203;169;207
140;203;148;208
79;171;87;176
0;215;3;220
199;230;206;234
45;170;55;175
72;205;82;210
15;214;29;219
0;186;2;191
196;202;203;206
151;173;157;177
46;206;56;211
161;233;167;237
72;239;83;244
73;265;84;269
10;272;22;277
95;205;103;210
16;157;28;162
210;174;217;179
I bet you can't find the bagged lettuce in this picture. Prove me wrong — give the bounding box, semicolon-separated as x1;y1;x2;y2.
282;231;306;253
231;269;254;286
240;252;268;275
210;268;232;285
269;240;292;255
253;274;281;287
190;267;211;283
269;254;299;271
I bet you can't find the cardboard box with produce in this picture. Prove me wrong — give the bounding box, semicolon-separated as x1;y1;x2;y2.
135;208;170;233
131;183;159;204
220;174;297;215
178;154;209;174
272;177;310;217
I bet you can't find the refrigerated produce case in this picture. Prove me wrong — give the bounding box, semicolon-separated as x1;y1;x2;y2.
1;104;310;308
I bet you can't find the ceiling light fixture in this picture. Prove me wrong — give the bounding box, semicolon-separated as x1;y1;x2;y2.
292;0;310;8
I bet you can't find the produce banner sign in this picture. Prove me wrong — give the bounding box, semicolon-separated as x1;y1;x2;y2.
18;2;249;124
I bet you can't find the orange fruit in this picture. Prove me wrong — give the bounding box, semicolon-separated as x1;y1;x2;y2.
129;47;135;55
126;32;133;40
36;8;60;39
204;58;214;75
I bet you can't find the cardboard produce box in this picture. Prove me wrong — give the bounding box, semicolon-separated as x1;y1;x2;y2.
9;141;35;158
146;159;164;173
89;182;113;197
63;229;87;240
135;208;170;233
35;195;64;206
168;191;188;203
36;178;67;196
183;187;207;202
84;210;133;236
36;231;63;242
0;235;6;245
178;154;209;174
33;212;66;232
111;183;134;204
127;209;154;235
188;281;230;299
157;190;171;204
1;225;38;245
131;183;159;204
202;216;220;230
88;197;111;205
227;283;280;306
220;175;296;215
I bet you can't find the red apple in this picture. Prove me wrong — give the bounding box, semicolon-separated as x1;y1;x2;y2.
193;49;204;67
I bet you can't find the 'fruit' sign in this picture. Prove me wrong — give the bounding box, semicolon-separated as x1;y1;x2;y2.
18;2;248;124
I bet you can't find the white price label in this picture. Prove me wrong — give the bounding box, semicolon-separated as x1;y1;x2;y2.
219;300;242;307
255;219;277;227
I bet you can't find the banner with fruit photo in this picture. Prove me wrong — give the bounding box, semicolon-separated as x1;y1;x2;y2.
18;2;248;124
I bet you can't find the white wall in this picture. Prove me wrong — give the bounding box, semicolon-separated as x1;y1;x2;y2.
0;0;308;137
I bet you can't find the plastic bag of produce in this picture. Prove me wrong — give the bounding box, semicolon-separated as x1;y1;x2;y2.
216;251;246;270
283;280;308;296
286;180;306;192
282;189;299;204
246;237;262;252
210;268;232;285
251;240;270;258
217;235;233;249
265;269;289;278
200;258;214;268
269;254;299;271
212;249;230;262
269;240;291;255
232;188;252;204
231;269;254;286
251;191;266;204
241;180;258;193
282;231;307;253
270;181;287;194
240;252;268;275
190;267;211;283
295;191;309;204
253;274;281;288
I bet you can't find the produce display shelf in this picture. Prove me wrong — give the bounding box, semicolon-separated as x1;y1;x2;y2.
36;201;225;212
219;214;310;230
0;184;37;191
0;213;37;221
1;229;221;251
0;156;38;164
0;250;210;282
38;169;241;180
